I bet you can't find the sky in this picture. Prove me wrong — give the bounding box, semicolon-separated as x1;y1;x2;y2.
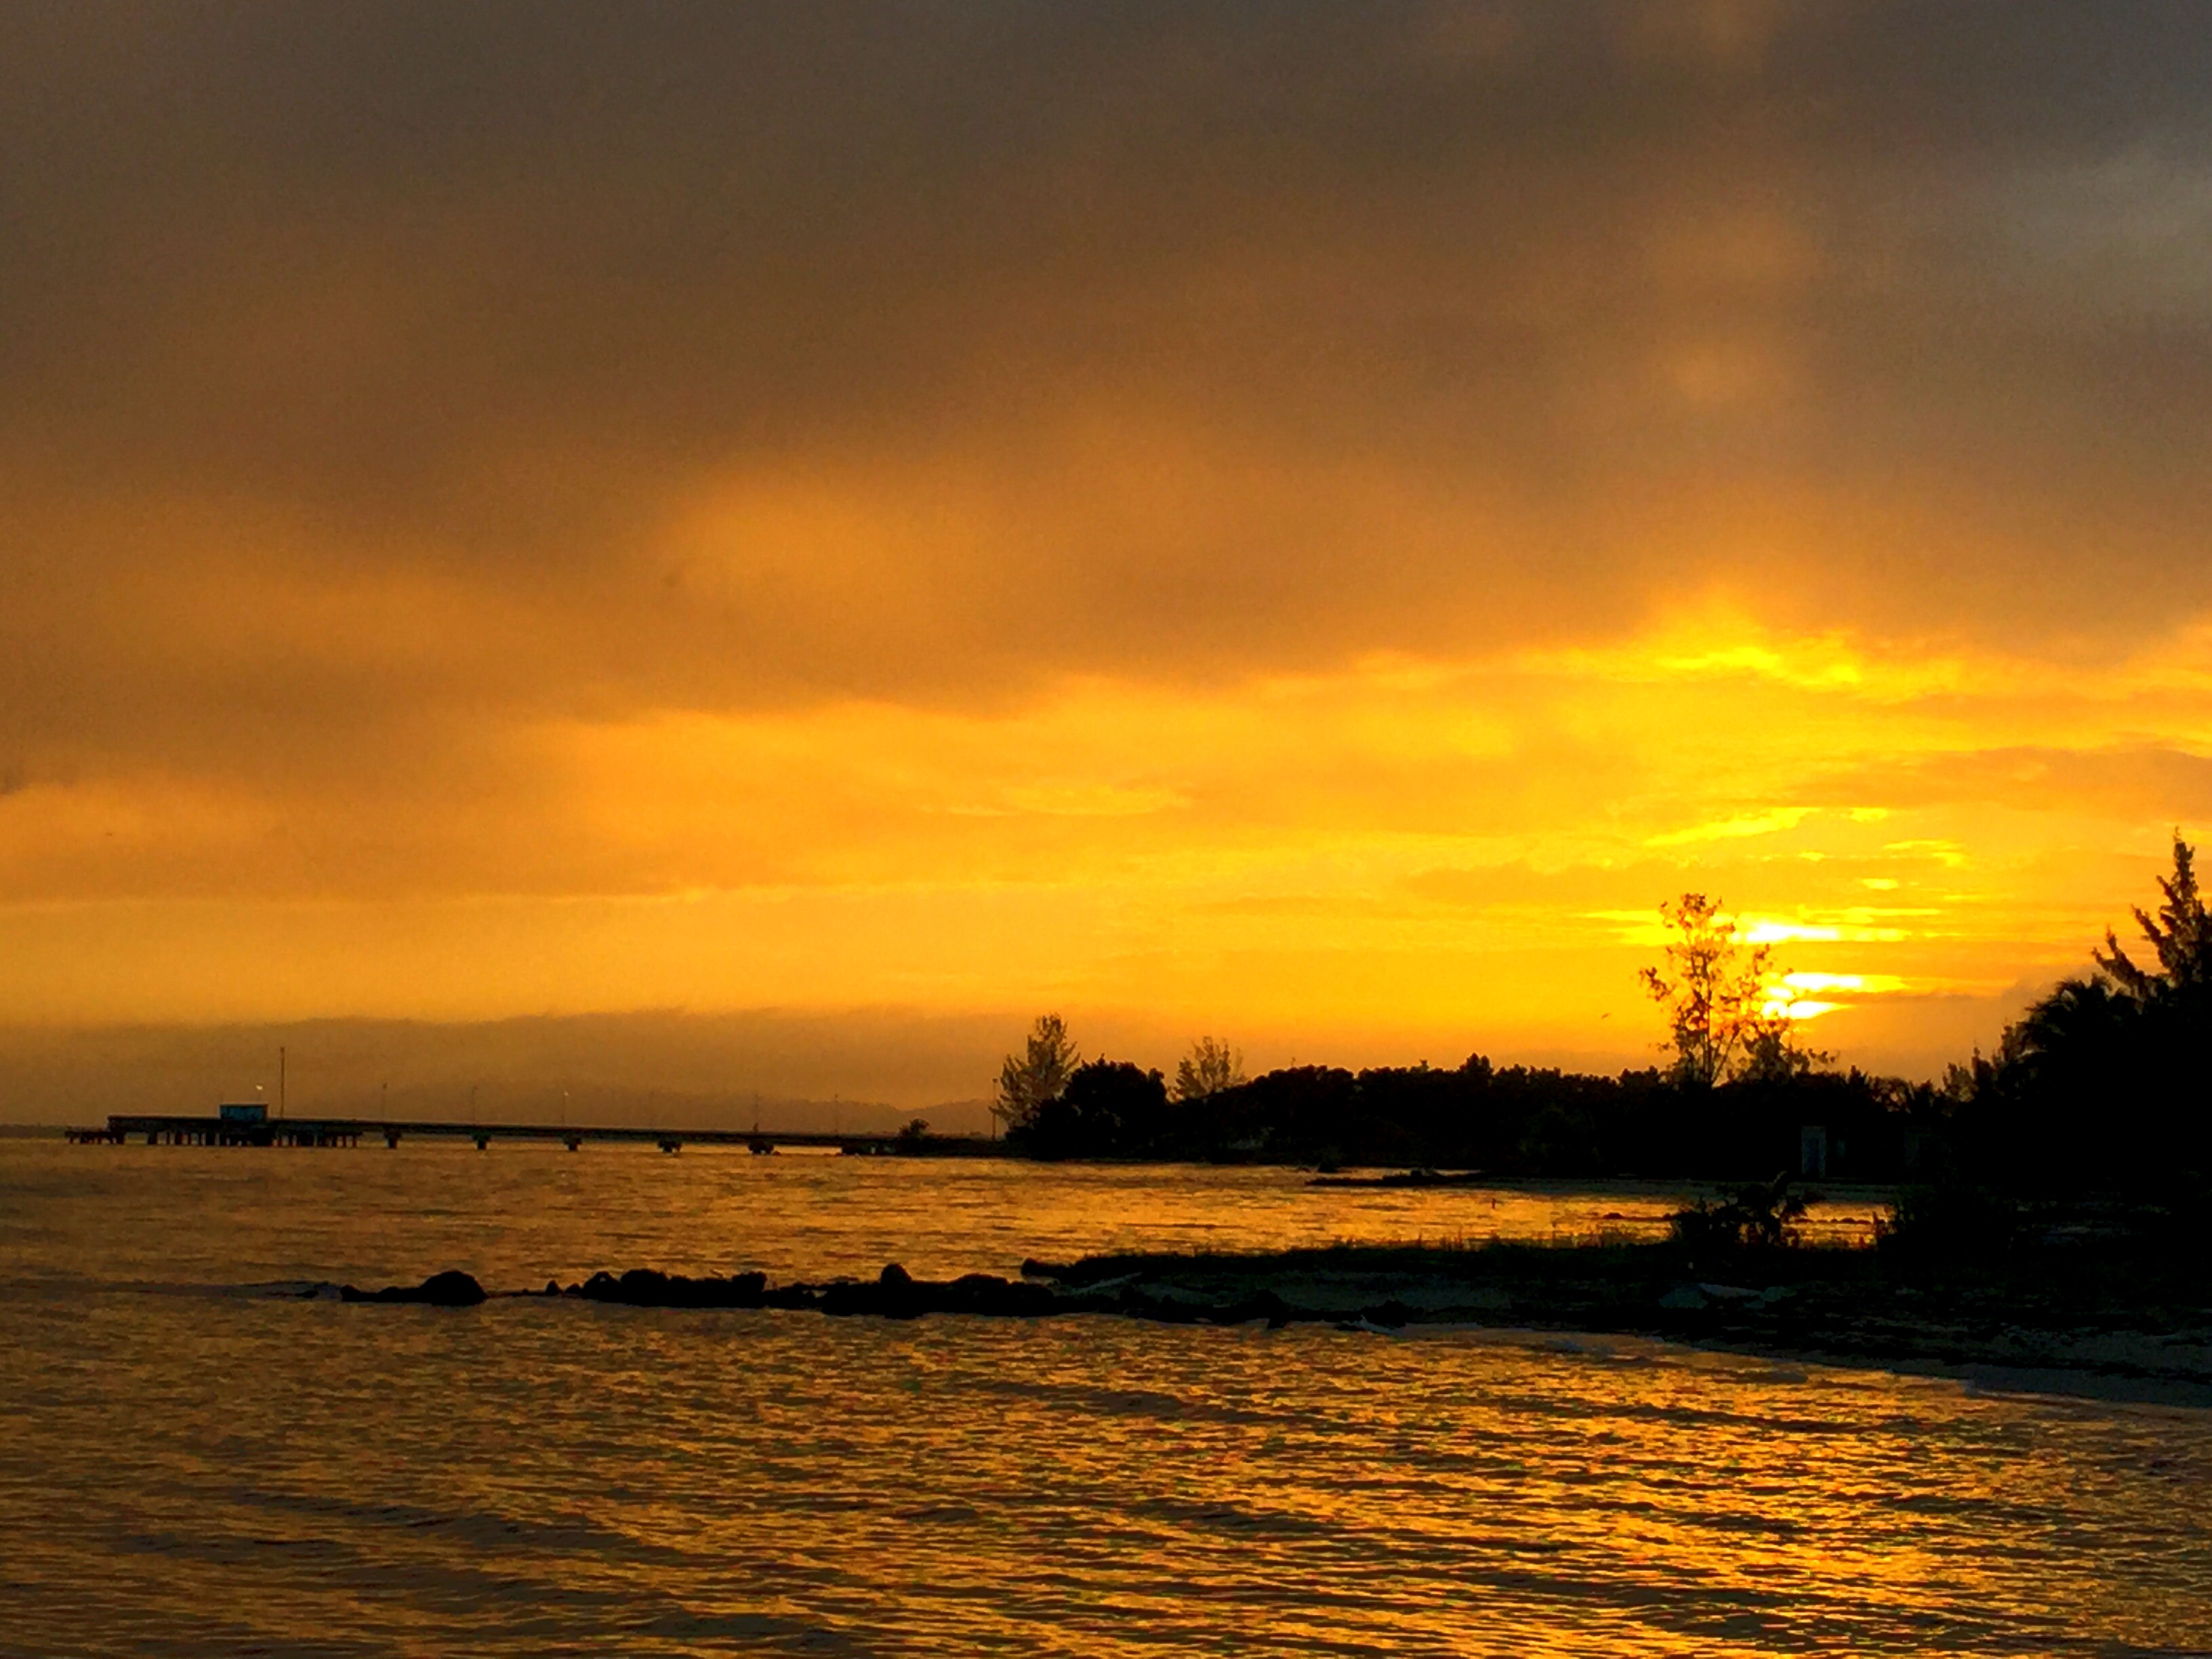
5;1;2212;1113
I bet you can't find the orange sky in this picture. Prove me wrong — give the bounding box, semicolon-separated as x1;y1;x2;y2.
4;3;2211;1102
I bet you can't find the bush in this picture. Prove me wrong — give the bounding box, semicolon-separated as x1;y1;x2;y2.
1668;1174;1807;1253
1875;1184;2022;1263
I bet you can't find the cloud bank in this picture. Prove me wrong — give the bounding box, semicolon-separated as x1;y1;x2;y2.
3;3;2210;1086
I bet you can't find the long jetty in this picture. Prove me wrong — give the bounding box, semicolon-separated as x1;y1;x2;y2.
66;1114;997;1155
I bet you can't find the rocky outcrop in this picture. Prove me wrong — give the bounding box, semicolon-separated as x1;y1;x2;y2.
336;1260;1325;1325
556;1262;1067;1319
339;1269;487;1306
570;1268;771;1308
329;1244;2212;1397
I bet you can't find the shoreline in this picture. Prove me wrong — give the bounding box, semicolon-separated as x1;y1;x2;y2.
331;1237;2212;1404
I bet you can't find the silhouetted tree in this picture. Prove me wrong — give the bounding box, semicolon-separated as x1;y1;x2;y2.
1738;1017;1832;1084
1172;1036;1246;1103
1951;834;2212;1195
1017;1058;1169;1158
994;1014;1080;1136
1639;893;1811;1086
2096;833;2212;1001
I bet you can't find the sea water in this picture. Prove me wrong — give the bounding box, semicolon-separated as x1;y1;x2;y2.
3;1140;2208;1656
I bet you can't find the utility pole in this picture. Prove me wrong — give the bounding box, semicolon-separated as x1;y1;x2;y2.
279;1046;287;1120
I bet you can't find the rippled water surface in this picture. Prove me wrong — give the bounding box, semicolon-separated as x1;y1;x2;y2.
5;1139;2209;1655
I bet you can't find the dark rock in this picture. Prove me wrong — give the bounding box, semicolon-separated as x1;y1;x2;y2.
340;1269;487;1307
577;1268;769;1308
342;1263;1076;1321
818;1278;908;1317
718;1271;770;1306
945;1274;1059;1315
811;1269;1064;1319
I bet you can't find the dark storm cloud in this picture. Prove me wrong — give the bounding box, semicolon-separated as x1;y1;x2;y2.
5;0;2212;785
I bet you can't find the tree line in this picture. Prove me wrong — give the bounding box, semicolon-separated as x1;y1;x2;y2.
989;837;2212;1200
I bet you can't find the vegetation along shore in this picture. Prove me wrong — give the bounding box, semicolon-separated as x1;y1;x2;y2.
991;838;2212;1207
333;845;2212;1400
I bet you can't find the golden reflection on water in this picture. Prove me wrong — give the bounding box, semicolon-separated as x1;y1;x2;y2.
0;1139;1882;1288
2;1141;2207;1656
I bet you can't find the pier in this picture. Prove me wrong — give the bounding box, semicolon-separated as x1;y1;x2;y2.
66;1114;996;1156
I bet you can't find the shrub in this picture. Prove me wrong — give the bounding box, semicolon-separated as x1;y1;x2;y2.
1667;1174;1807;1252
1874;1184;2022;1263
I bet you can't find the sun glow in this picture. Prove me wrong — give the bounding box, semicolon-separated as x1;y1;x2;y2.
3;598;2204;1080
